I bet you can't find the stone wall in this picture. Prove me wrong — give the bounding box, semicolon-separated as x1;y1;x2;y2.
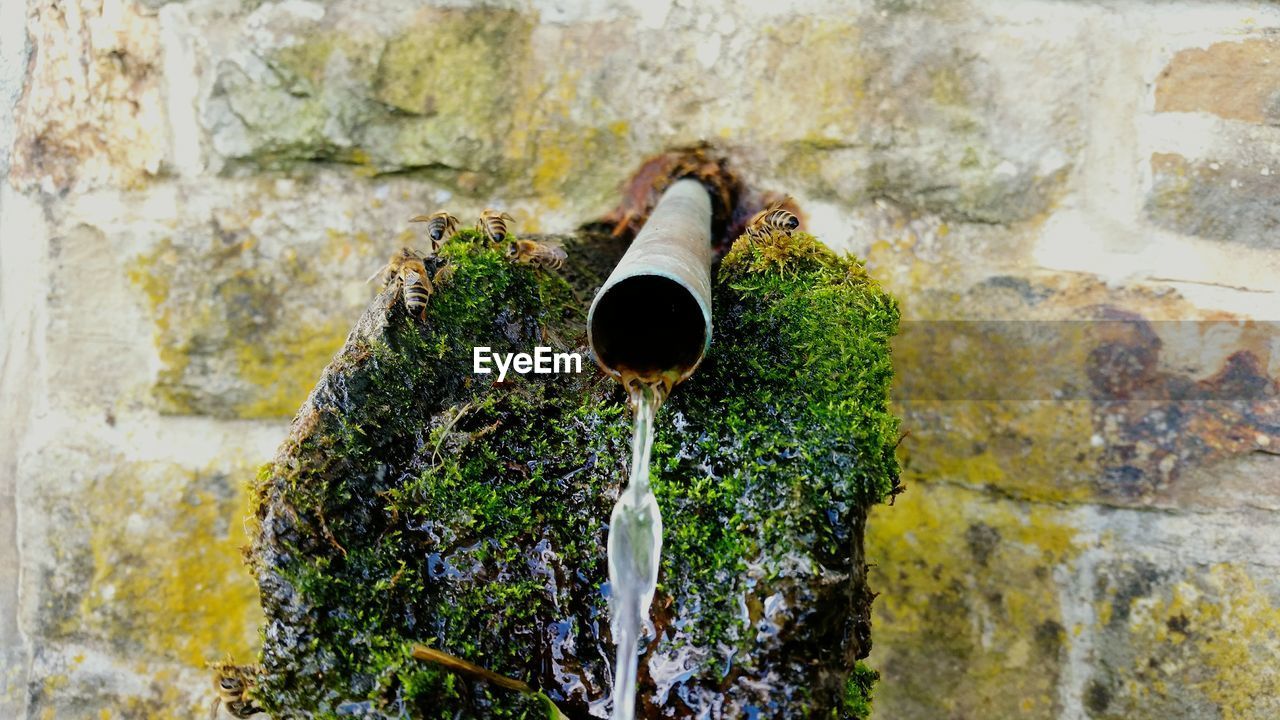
1;0;1278;718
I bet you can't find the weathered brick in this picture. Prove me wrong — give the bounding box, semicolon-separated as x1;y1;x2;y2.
1147;152;1280;248
1155;39;1280;124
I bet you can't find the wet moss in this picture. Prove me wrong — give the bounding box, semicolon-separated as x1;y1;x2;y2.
645;231;898;709
253;231;608;717
840;662;879;719
250;228;899;717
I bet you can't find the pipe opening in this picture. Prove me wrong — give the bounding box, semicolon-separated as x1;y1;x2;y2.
590;274;708;380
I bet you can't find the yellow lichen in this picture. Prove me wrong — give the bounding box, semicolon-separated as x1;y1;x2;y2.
373;9;532;122
77;462;263;667
233;318;349;419
128;223;366;419
532;144;572;206
896;400;1099;504
42;674;68;695
1148;153;1199;226
1122;564;1280;720
929;66;969;106
273;31;373;89
127;240;198;412
504;69;633;210
867;482;1079;719
749;18;867;141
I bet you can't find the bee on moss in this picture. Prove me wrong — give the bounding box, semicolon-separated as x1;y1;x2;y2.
477;208;516;245
368;248;445;321
209;657;262;719
505;238;567;270
432;260;456;288
409;211;459;252
746;200;800;241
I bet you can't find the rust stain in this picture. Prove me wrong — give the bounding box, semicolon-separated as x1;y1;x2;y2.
604;144;743;249
1088;308;1280;501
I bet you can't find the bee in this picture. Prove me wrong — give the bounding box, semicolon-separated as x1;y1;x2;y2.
745;200;800;241
408;211;459;252
368;248;434;320
432;261;456;288
505;238;567;270
477;209;516;245
209;657;262;719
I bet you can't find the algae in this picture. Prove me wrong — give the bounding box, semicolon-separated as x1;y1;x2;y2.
249;225;899;717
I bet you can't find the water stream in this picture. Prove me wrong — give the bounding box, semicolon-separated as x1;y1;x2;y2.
607;379;668;720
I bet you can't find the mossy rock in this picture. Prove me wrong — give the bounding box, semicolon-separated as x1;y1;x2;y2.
249;227;899;718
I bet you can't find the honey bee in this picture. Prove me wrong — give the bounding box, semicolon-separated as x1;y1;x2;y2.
409;211;459;252
209;657;262;719
505;239;567;270
368;247;434;320
477;209;516;245
745;200;800;240
432;261;456;288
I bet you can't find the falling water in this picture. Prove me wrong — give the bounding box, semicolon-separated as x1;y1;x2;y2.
607;378;668;720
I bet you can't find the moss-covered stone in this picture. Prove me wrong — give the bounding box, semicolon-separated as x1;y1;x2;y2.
841;662;879;720
249;227;899;717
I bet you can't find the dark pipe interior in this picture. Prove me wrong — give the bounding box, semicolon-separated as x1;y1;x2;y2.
591;275;707;378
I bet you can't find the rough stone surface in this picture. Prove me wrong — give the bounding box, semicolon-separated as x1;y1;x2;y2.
2;0;1280;718
1155;39;1280;124
1147;153;1280;248
10;0;168;193
867;483;1076;719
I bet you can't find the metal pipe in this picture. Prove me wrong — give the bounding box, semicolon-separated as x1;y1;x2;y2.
588;179;713;389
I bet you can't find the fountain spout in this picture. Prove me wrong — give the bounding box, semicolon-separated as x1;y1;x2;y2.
588;178;714;720
588;178;714;390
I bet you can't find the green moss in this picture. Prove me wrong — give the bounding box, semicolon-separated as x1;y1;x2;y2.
840;662;879;719
651;230;899;654
251;228;900;716
253;233;600;717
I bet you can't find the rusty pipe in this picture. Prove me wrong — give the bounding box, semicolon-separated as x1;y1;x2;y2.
588;179;713;390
